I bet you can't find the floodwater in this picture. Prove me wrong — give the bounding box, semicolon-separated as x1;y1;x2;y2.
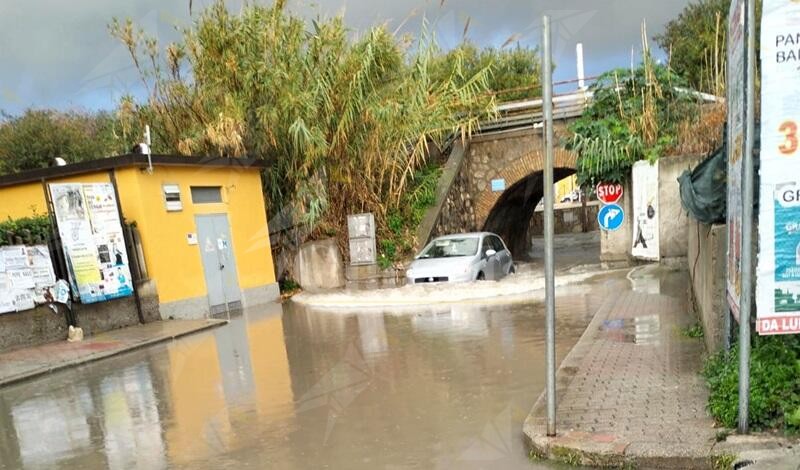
0;273;621;470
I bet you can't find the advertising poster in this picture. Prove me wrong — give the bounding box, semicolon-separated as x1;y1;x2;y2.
755;0;800;335
631;160;660;260
49;183;133;304
0;245;56;313
727;0;746;318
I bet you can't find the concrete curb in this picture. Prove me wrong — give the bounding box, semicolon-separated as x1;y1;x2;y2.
0;319;227;388
521;277;717;468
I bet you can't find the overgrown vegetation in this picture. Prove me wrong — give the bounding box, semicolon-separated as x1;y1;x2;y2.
681;323;705;338
0;215;52;246
110;0;494;255
0;109;130;174
378;163;442;268
431;42;542;102
566;54;694;186
566;25;724;187
703;336;800;432
654;0;730;93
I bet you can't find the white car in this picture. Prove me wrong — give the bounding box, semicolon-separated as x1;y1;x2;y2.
406;232;515;284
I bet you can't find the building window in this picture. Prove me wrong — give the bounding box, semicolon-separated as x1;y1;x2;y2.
163;184;182;212
190;186;222;204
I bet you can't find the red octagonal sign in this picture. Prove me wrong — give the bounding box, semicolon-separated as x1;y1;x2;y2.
596;182;623;205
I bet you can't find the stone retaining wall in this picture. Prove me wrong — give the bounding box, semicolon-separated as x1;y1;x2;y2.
0;279;159;352
688;218;727;354
431;168;477;239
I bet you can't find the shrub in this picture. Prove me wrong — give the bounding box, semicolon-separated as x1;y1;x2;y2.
377;163;442;266
703;335;800;432
0;215;52;246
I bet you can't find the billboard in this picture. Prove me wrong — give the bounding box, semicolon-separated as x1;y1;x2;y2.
755;0;800;335
49;183;133;304
726;0;746;318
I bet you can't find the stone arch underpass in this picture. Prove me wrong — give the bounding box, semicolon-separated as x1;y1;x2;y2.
423;126;579;259
479;147;577;257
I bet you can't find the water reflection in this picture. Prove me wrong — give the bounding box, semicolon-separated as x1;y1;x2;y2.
0;278;621;470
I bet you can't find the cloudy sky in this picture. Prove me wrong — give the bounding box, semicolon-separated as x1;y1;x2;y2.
0;0;692;114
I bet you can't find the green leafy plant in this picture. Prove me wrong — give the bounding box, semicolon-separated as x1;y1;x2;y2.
279;277;301;293
704;336;800;432
711;452;737;470
0;215;52;247
681;323;705;338
377;163;442;267
0;109;130;174
565;51;697;187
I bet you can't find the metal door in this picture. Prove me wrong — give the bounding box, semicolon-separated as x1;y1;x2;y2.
491;235;512;274
196;214;242;314
482;237;501;280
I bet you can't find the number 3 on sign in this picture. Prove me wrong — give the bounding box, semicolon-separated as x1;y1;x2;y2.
779;120;798;155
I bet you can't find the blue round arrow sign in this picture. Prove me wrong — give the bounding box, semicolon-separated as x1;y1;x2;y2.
597;203;625;231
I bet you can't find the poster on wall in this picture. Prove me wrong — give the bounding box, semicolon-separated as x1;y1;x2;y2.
0;245;57;313
631;160;660;260
726;0;746;318
49;183;133;304
755;0;800;335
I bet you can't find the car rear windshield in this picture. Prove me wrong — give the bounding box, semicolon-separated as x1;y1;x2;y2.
418;238;479;259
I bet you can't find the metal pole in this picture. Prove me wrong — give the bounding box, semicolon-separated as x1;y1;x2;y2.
109;169;145;325
738;0;756;435
542;14;557;438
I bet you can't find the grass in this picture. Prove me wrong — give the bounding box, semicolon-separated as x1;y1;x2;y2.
703;336;800;432
279;277;302;297
551;446;582;466
711;452;736;470
681;323;705;339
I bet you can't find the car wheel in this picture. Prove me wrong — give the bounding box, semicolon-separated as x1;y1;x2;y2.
476;272;485;281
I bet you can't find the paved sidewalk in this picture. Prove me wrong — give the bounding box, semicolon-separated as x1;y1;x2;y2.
0;319;226;387
524;264;719;468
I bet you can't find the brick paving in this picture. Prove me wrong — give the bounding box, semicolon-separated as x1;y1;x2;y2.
524;265;718;468
0;319;226;387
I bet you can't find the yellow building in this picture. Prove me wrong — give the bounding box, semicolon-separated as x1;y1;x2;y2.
0;155;278;318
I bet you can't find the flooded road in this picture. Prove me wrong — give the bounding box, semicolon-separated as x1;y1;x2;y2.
0;274;620;470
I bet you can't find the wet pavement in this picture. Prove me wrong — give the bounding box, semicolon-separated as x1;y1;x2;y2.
0;320;225;387
0;274;621;470
528;232;601;269
524;264;716;468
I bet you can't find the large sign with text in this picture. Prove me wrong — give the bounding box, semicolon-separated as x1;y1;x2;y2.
50;183;133;304
756;0;800;335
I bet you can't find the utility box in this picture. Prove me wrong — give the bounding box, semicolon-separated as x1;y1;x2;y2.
347;213;376;266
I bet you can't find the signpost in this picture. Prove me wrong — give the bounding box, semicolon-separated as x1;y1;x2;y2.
541;14;557;438
598;204;625;232
596;182;623;205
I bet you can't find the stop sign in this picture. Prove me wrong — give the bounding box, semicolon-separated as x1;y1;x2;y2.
596;182;624;204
